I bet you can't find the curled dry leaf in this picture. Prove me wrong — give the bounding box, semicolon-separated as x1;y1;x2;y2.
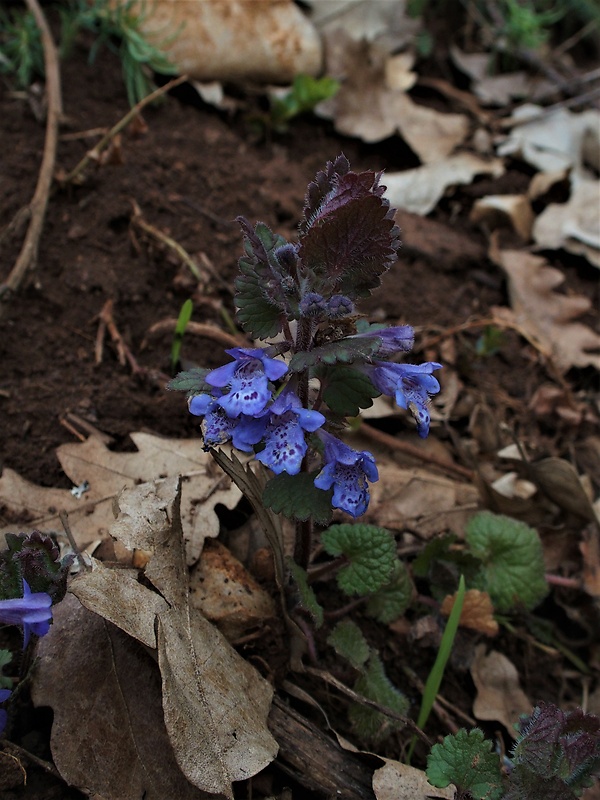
470;194;535;241
471;645;532;735
32;594;213;800
441;589;499;637
117;0;322;83
0;433;242;564
533;177;600;269
384;154;504;215
189;540;276;641
490;248;600;373
373;758;455;799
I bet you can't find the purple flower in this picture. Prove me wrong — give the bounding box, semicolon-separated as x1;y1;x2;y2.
368;361;442;438
327;295;354;318
189;393;266;452
351;325;414;357
314;432;378;518
206;348;288;418
0;688;10;736
0;579;53;647
299;292;327;317
255;390;325;475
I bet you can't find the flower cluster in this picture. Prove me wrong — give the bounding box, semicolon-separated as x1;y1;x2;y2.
173;155;444;521
0;578;53;647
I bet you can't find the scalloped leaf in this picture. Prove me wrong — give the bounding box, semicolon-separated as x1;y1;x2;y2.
300;154;350;234
349;652;409;745
167;367;211;395
234;218;289;339
321;524;397;596
466;512;548;612
298;169;400;299
287;557;323;628
327;620;370;670
262;472;332;525
365;560;413;624
427;728;504;799
320;366;380;417
289;337;381;372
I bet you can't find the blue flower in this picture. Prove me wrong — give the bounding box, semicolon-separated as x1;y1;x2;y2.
189;393;266;452
206;347;287;417
368;360;442;437
0;579;53;647
0;688;10;736
255;390;325;475
351;325;414;357
314;432;378;518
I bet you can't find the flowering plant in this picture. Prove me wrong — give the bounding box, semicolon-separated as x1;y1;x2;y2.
170;155;442;569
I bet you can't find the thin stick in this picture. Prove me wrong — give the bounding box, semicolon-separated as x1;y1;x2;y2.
59;511;90;572
1;741;62;780
61;74;188;185
0;0;61;310
143;319;246;350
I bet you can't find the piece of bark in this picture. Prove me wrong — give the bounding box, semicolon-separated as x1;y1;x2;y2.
268;694;376;800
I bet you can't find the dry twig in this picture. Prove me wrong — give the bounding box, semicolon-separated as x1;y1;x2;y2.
0;0;62;312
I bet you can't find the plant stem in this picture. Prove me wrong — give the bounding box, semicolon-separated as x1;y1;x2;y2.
293;316;316;569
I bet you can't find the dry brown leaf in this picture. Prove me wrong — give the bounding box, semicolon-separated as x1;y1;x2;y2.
470;194;535;240
384;154;505;215
491;248;600;372
580;526;600;598
471;645;532;735
308;0;419;48
441;589;499;637
189;540;276;640
0;433;242;564
529;457;598;521
117;0;322;83
367;460;478;537
317;30;468;157
32;594;212;800
373;758;455;799
533;177;600;268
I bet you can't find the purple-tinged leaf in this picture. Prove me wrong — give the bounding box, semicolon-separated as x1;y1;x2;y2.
289;336;381;372
300;153;350;233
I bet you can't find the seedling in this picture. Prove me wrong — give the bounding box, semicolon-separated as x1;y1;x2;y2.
269;74;340;133
171;298;193;373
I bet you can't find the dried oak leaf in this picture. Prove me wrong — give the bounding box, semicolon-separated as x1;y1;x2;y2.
490;248;600;373
471;645;532;736
373;758;454;799
441;589;499;637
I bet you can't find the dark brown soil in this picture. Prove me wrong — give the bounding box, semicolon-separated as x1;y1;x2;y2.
1;20;599;800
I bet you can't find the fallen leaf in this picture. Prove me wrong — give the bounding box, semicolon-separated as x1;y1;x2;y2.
32;594;212;800
529;457;598;521
471;645;532;735
0;433;242;564
441;589;499;637
373;758;455;799
533;177;600;268
384;154;504;215
580;526;600;598
120;0;322;83
308;0;419;48
189;540;276;640
470;194;535;240
497;105;600;176
317;30;468;158
490;248;600;372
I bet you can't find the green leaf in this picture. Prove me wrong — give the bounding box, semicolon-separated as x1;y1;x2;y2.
0;649;12;689
287;557;323;628
166;367;210;395
289;337;380;372
466;511;548;612
321;524;397;596
426;728;504;799
262;472;332;525
349;653;409;745
320;366;380;417
365;560;413;624
171;298;193;371
327;620;370;669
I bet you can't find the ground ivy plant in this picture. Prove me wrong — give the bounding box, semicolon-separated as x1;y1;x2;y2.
170;154;443;573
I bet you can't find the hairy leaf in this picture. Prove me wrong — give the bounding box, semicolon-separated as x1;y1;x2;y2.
349;653;409;745
327;620;369;669
300;154;351;233
299;169;400;299
262;472;332;525
0;531;71;603
287;558;323;628
289;337;381;372
466;512;548;612
167;367;211;395
426;728;504;799
320;365;380;417
365;560;413;624
321;524;397;596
